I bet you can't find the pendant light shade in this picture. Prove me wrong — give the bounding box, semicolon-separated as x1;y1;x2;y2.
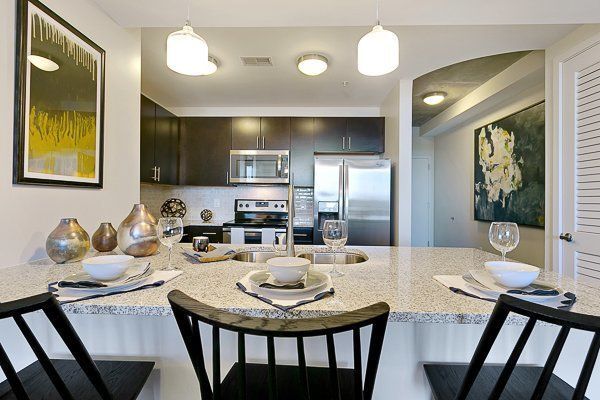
167;24;208;76
357;25;399;76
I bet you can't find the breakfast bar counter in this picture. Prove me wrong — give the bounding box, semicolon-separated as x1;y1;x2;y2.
1;245;599;399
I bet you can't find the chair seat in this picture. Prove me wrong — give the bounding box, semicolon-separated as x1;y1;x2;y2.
0;359;154;400
424;363;589;400
220;362;359;400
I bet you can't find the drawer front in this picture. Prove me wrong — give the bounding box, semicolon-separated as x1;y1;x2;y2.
183;226;223;243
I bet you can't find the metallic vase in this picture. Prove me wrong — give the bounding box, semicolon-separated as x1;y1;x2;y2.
117;204;159;257
92;222;118;252
46;218;90;263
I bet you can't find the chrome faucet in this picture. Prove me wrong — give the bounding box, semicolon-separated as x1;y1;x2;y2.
286;179;296;257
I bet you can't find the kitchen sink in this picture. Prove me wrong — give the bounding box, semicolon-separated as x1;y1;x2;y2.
232;251;368;264
232;251;278;263
297;252;368;265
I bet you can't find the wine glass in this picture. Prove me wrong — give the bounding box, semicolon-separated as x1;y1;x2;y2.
488;222;520;261
322;220;348;277
157;217;184;270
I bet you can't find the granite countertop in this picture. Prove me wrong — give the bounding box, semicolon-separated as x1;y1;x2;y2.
0;245;597;324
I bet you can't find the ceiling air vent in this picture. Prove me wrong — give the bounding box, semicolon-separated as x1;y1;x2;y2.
240;56;273;67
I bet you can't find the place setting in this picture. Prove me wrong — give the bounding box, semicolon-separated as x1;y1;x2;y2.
434;222;577;309
235;220;348;311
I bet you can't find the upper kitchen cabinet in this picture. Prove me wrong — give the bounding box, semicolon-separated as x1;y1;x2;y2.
314;117;384;154
140;95;179;185
314;117;346;152
260;117;290;150
346;117;384;153
179;117;232;186
232;117;290;150
290;117;314;186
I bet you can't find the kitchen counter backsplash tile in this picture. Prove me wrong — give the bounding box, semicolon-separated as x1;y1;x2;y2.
141;183;288;225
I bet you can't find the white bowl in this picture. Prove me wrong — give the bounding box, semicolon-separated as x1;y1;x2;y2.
266;257;310;284
82;255;134;281
484;261;540;288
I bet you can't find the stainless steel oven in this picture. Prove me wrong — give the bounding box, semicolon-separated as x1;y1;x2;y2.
229;150;289;184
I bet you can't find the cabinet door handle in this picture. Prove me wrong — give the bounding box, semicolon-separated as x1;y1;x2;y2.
157;166;161;182
202;232;217;236
342;136;346;150
226;172;229;185
256;136;260;149
262;136;265;149
151;167;157;181
348;136;351;150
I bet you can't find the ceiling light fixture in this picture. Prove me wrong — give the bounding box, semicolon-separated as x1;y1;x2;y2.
27;55;59;72
423;92;447;105
297;54;328;76
357;0;399;76
166;1;208;76
199;56;218;75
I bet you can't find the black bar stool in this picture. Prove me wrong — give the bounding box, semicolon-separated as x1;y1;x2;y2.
0;292;154;399
424;294;600;399
168;289;390;400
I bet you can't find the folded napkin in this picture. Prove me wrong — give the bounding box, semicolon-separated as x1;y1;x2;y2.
49;270;182;304
236;271;334;312
433;275;576;309
184;246;235;263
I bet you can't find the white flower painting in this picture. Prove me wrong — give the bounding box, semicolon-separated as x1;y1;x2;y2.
474;102;545;227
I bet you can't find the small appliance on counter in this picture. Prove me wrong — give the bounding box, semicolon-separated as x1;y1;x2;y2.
222;199;313;245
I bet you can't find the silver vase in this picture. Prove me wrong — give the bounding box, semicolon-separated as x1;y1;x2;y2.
117;204;159;257
46;218;90;263
92;222;118;252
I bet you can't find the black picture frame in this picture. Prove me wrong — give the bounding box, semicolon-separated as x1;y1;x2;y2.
473;101;545;228
13;0;105;188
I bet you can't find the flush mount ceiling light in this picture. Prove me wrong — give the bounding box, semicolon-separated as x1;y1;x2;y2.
357;0;399;76
297;54;328;76
27;55;59;72
423;92;447;105
166;2;208;76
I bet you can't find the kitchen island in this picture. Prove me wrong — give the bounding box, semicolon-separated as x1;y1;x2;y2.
0;245;599;399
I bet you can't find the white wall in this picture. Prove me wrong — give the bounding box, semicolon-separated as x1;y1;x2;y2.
0;0;141;268
381;81;413;246
434;84;546;266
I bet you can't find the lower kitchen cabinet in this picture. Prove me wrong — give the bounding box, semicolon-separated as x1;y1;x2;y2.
182;225;223;243
179;117;232;186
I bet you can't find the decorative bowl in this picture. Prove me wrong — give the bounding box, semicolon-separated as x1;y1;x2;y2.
266;257;310;283
484;261;540;288
82;255;134;281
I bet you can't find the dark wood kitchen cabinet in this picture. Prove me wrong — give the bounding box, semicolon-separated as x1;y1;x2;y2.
232;117;290;150
140;95;179;185
314;117;384;154
179;117;231;186
182;225;223;243
314;117;347;152
290;117;314;186
346;117;384;153
260;117;290;149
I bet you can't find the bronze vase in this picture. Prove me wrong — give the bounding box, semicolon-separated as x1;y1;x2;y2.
46;218;90;263
117;204;159;257
92;222;118;252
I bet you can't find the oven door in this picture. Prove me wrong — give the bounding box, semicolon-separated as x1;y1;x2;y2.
229;150;289;184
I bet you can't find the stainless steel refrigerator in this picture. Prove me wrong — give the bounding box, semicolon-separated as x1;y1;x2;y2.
313;157;391;246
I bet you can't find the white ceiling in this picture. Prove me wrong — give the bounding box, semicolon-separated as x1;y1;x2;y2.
94;0;600;27
141;25;576;108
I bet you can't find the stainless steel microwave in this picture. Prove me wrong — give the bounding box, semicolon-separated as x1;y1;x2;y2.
229;150;289;184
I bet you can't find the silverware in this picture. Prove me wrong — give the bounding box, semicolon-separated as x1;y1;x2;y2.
506;288;560;296
58;280;106;289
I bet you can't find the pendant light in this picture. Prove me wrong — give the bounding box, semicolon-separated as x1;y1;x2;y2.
357;0;399;76
167;1;208;76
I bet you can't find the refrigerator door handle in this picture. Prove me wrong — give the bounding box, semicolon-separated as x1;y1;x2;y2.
338;164;344;220
343;164;349;221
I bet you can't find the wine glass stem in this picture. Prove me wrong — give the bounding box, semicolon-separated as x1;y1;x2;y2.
501;250;506;262
333;249;337;273
168;246;173;269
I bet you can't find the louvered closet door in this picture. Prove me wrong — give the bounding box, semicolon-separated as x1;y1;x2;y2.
562;43;600;287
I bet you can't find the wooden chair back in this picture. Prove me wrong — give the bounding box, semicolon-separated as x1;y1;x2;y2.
0;292;113;400
456;294;600;400
168;289;390;400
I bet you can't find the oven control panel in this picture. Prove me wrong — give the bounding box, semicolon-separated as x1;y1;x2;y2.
234;199;287;212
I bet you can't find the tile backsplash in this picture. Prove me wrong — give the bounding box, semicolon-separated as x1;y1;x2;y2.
141;183;292;225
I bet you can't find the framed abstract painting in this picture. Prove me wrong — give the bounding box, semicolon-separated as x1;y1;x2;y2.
13;0;105;188
474;101;545;228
